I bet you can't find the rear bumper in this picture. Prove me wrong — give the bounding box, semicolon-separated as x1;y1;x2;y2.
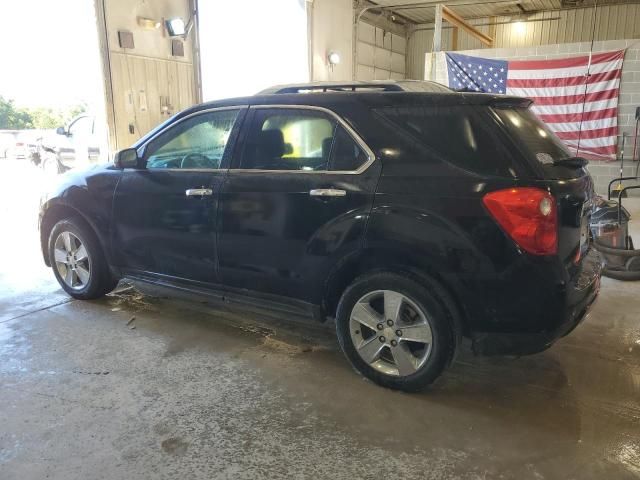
471;249;602;356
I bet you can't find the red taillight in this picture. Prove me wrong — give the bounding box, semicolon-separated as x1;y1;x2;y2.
483;187;558;255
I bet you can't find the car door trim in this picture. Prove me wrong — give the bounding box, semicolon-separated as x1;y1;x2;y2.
229;104;376;175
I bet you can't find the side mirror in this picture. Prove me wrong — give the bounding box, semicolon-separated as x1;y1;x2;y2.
114;148;141;168
56;126;67;136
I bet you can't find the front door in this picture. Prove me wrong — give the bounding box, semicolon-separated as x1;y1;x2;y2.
112;107;245;284
217;106;380;303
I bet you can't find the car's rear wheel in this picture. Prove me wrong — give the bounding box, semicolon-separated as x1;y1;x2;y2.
336;272;458;391
49;218;119;300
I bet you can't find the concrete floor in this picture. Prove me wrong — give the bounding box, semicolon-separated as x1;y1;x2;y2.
1;160;639;479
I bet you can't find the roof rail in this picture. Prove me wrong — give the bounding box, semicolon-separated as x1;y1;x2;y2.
257;80;452;95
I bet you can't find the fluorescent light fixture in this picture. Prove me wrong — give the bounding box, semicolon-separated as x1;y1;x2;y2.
166;17;186;36
328;52;341;65
137;16;161;30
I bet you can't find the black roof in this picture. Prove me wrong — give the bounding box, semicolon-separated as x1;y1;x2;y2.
134;81;532;148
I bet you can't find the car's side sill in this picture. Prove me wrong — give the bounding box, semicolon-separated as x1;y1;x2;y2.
123;272;325;323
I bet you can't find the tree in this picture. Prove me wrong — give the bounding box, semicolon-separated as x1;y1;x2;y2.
0;96;33;129
66;101;88;121
0;97;90;130
28;107;63;129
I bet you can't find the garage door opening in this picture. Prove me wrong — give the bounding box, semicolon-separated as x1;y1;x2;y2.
0;0;106;303
198;0;309;100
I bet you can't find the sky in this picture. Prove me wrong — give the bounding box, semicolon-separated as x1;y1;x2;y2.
198;0;308;100
0;0;308;109
0;0;103;110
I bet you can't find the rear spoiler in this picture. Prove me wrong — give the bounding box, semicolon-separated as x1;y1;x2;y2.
458;92;533;109
490;96;534;109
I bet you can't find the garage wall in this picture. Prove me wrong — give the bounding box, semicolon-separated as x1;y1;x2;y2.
310;0;409;82
96;0;197;151
356;22;406;80
310;0;354;81
427;39;640;195
406;3;640;80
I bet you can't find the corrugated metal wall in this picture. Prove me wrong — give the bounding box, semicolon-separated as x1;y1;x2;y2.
407;3;640;79
357;21;407;80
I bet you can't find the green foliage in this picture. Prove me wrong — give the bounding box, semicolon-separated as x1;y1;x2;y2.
66;101;88;121
0;96;89;130
27;108;63;129
0;96;33;129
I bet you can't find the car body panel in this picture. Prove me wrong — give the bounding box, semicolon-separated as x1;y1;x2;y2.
217;163;381;304
39;164;122;266
39;89;602;356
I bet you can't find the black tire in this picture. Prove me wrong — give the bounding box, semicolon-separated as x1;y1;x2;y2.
48;217;119;300
336;271;459;392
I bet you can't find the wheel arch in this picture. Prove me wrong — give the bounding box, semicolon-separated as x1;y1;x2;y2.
40;203;103;267
322;248;469;336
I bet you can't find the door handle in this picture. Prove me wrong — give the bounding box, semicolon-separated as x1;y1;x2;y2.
185;188;213;197
309;189;346;197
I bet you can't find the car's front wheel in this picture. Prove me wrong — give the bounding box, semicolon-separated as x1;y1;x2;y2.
49;218;119;300
336;272;459;391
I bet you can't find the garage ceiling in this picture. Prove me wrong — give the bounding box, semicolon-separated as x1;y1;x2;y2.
367;0;640;24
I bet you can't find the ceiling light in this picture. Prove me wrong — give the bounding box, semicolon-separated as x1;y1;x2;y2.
137;17;161;30
513;20;526;35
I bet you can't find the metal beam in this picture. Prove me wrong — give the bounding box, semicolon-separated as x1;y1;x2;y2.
433;4;443;52
441;5;493;46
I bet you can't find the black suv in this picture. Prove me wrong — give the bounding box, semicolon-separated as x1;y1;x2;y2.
39;81;601;391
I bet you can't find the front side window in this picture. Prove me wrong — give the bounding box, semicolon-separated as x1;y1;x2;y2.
68;116;93;137
241;109;336;171
144;109;240;169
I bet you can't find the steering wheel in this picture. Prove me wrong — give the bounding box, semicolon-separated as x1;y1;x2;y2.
180;153;210;169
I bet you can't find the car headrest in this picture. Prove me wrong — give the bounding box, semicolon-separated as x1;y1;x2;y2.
257;129;285;159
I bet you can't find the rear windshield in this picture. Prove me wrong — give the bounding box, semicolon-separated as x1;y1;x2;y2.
493;107;583;179
376;105;585;179
375;105;521;178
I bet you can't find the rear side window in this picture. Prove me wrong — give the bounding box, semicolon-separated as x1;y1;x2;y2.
241;109;336;171
329;126;368;171
376;105;519;177
239;109;370;172
494;108;570;163
492;107;583;179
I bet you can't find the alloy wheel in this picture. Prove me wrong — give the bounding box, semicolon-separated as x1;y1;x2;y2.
349;290;433;377
53;231;91;290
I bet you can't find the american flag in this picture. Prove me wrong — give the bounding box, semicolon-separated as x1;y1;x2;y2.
445;50;626;161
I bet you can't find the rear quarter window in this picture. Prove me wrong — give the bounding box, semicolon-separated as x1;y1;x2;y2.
493;107;584;179
375;105;521;178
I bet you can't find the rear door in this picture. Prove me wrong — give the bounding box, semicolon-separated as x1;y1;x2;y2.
217;105;381;303
112;107;245;284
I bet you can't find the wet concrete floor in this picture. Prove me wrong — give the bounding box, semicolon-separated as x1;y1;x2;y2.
1;161;639;479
